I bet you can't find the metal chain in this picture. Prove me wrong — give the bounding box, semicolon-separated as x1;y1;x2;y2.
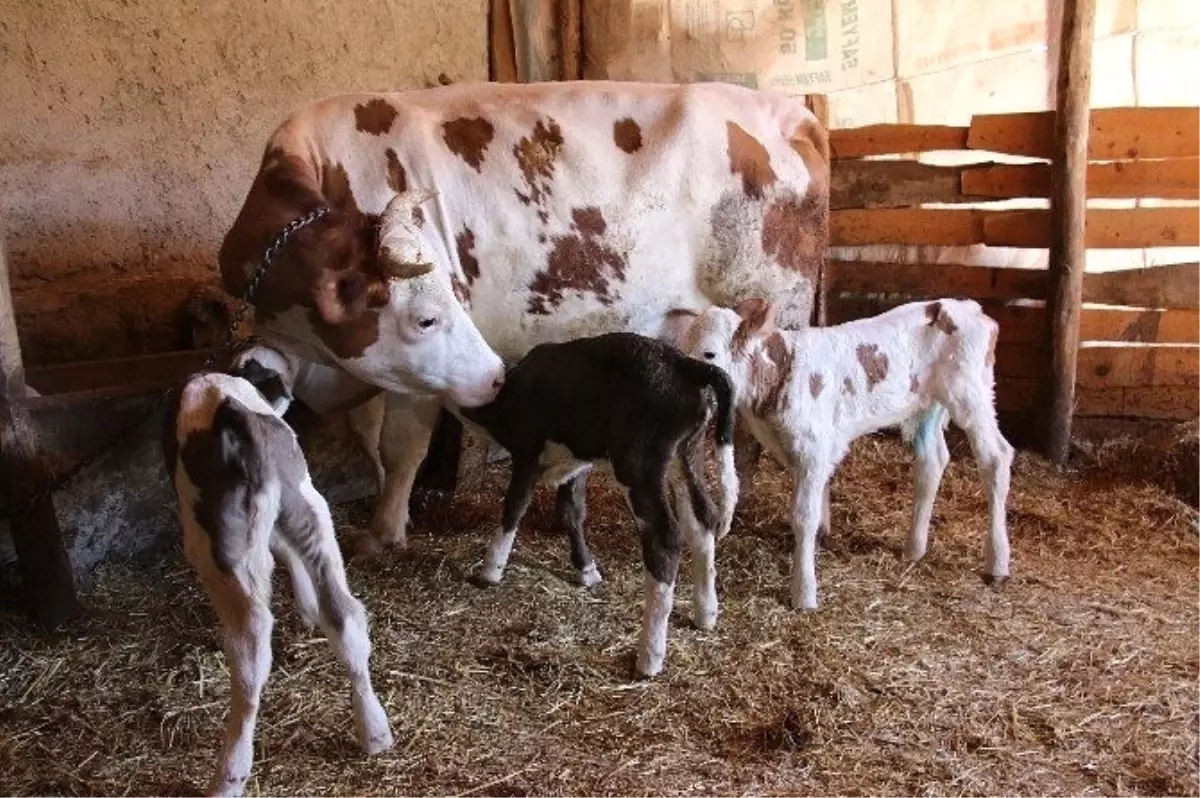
0;205;332;519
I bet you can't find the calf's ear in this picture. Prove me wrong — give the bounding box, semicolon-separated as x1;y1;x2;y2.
734;297;775;336
657;308;699;350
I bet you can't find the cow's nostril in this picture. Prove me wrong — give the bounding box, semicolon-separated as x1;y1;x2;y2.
492;376;505;390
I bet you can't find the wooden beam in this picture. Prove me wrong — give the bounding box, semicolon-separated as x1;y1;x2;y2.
962;159;1200;200
805;94;831;327
829;124;968;159
831;209;983;246
489;0;519;82
0;237;81;628
1084;263;1199;309
1065;2;1152;469
559;0;581;81
830;160;968;209
983;207;1200;248
968;107;1200;160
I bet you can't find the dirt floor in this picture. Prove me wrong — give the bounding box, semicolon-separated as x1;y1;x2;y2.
1;434;1197;797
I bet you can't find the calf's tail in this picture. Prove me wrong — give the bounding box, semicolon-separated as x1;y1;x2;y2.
679;358;739;540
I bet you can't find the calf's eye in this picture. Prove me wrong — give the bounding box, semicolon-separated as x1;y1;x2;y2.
703;351;716;360
418;317;437;329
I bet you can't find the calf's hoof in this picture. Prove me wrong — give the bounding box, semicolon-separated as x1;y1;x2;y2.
577;563;603;587
470;565;505;587
790;591;819;612
352;533;385;560
355;698;395;755
634;650;665;680
358;725;395;756
981;571;1009;588
692;610;718;632
904;542;927;563
207;773;249;798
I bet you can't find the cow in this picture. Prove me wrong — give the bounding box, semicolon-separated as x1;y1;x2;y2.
457;331;738;678
218;80;829;554
165;352;394;797
677;297;1013;611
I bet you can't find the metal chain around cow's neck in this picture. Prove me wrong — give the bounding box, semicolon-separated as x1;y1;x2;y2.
0;205;332;519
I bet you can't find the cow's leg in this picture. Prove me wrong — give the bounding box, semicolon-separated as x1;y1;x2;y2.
477;455;540;585
556;474;601;586
790;463;832;611
628;461;681;678
907;407;950;563
282;478;394;755
346;397;386;492
363;393;441;554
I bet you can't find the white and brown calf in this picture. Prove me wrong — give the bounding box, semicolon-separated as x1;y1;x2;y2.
164;359;393;797
680;298;1013;611
459;332;738;678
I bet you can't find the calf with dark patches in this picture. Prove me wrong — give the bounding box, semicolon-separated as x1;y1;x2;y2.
681;297;1013;611
165;353;393;797
459;332;739;678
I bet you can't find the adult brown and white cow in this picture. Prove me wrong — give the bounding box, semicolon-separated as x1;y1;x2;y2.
219;80;829;552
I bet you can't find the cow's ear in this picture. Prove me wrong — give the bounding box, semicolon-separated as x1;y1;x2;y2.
313;268;379;324
734;297;775;336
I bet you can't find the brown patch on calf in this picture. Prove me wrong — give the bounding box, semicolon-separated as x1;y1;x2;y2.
613;117;643;153
926;301;958;335
514;118;564;208
456;227;480;284
527;206;627;314
442;116;495;172
749;331;795;416
810;372;825;399
355;98;399;135
855;344;889;390
726;121;777;200
385;148;407;193
762;191;827;282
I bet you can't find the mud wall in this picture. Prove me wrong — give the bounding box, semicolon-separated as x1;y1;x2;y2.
0;0;487;366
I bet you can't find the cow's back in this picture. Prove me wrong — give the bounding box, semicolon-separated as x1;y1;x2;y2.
254;81;829;360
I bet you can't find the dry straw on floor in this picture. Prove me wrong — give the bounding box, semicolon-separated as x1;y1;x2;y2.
1;434;1197;796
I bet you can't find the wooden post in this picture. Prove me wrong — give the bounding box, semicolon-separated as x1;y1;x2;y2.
805;93;831;327
0;236;81;627
559;0;582;81
1040;0;1096;464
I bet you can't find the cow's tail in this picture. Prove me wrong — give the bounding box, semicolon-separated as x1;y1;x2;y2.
679;358;739;540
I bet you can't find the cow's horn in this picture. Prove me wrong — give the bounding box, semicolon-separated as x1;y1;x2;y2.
380;257;434;280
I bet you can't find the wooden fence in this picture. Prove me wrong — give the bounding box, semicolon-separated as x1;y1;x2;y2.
813;103;1199;427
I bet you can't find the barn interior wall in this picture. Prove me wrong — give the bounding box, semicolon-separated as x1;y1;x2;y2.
0;0;488;366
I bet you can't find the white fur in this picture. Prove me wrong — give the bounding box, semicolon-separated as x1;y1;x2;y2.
635;575;676;678
171;370;393;797
683;299;1013;611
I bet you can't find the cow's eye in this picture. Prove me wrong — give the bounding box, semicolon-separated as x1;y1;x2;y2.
703;351;716;360
418;317;438;329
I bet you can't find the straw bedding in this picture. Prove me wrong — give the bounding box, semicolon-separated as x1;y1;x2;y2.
1;433;1196;796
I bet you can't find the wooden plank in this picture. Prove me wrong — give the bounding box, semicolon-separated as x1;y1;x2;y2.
829;124;968;159
827;261;1047;300
997;379;1198;420
1076;345;1200;388
1083;263;1200;309
25;348;215;396
983;207;1200;248
831;209;983;246
488;0;519;82
961;159;1200;200
968;107;1200;160
559;0;581;80
831;160;967;209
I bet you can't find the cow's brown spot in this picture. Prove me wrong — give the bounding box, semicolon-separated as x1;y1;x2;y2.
321;161;357;212
514;118;564;208
456;227;480;284
726;121;777;200
762;191;827;282
749;331;795;416
411;206;425;227
527;206;627;314
451;273;471;308
856;344;889;390
355;98;399;136
310;306;382;360
442;116;495;172
613;117;643;153
926;301;958;335
842;377;856;396
385;148;407;193
810;372;825;399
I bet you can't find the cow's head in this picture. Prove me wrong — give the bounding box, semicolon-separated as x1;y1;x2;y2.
221;156;505;408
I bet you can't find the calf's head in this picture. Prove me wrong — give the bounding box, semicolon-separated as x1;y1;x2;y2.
679;298;778;399
223;181;504;408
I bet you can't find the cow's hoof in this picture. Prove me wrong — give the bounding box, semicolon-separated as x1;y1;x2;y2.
692;610;718;632
207;774;249;798
981;572;1009;588
790;591;819;612
470;566;504;588
578;563;603;587
359;725;395;756
633;653;664;680
352;534;385;559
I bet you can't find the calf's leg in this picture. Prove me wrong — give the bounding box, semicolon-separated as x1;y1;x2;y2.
556;474;601;586
790;462;832;611
477;455;540;585
628;467;681;678
270;536;320;632
281;477;394;754
907;406;950;562
671;435;719;631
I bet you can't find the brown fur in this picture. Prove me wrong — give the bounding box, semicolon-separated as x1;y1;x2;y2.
725;121;777;200
527;207;628;315
613;117;643;153
385;148;407;193
456;227;480;284
855;344;889;390
442;117;495;172
514;118;564;207
354;98;399;135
